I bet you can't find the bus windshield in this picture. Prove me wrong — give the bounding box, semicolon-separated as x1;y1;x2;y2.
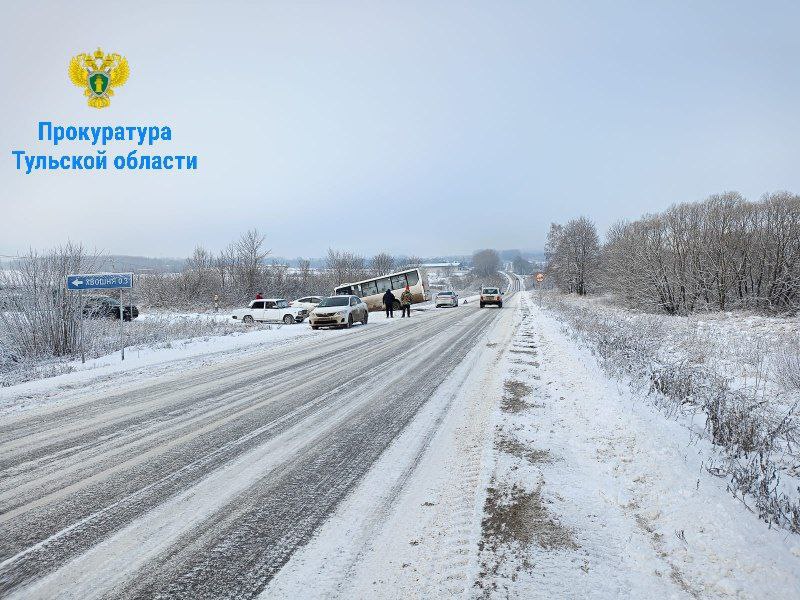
318;297;350;307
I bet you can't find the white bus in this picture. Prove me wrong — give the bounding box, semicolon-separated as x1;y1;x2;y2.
334;268;429;311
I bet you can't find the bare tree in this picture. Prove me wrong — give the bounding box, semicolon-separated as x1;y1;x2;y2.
370;252;395;275
234;229;270;300
325;249;367;287
546;217;600;295
512;254;533;275
472;249;501;277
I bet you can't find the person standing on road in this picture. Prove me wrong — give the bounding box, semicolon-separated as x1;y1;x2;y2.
382;288;395;318
400;285;413;318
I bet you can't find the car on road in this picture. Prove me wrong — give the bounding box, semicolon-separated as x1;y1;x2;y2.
83;295;139;321
479;287;502;308
232;298;308;325
291;296;323;311
309;295;368;329
435;290;459;307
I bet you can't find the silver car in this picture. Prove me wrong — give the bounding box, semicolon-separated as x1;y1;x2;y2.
435;290;459;307
309;295;369;329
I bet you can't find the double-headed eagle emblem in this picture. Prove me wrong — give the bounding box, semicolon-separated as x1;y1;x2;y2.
68;48;129;108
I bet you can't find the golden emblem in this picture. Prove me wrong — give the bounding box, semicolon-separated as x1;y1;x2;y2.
68;48;130;109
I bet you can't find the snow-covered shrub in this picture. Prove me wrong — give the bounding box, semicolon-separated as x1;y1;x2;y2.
0;243;96;360
542;292;800;533
0;313;266;387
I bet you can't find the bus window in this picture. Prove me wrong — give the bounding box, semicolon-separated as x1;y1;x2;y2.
406;270;420;286
390;274;407;289
361;280;378;296
376;278;391;293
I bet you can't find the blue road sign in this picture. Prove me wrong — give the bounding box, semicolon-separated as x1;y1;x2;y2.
66;273;133;291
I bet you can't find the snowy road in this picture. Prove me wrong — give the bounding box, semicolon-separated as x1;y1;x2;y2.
0;296;509;599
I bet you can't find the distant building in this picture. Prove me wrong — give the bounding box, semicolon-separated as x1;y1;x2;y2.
420;262;461;269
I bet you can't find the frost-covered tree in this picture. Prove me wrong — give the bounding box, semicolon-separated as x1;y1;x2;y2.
472;249;501;277
545;217;600;295
370;252;395;275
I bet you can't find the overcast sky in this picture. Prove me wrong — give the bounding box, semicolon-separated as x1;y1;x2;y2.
1;1;799;259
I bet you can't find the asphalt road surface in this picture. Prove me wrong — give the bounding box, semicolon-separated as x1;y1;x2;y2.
0;291;513;599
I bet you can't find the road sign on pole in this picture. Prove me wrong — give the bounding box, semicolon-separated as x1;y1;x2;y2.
66;273;133;291
535;272;545;283
66;273;134;361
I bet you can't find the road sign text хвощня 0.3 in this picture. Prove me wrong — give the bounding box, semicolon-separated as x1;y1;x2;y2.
66;273;133;290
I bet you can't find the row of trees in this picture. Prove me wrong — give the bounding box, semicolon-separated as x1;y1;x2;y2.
138;230;424;308
545;191;800;314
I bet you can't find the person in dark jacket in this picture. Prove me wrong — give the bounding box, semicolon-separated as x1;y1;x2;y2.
382;288;395;318
400;285;413;318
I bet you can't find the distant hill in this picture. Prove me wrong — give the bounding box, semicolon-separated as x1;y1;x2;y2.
93;255;186;273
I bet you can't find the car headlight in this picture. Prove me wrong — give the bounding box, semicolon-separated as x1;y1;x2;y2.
336;310;348;317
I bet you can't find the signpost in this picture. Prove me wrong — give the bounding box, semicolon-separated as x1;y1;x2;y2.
66;273;133;362
535;272;545;307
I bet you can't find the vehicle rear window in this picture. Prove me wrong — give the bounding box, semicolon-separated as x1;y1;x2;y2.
483;288;499;294
318;297;349;307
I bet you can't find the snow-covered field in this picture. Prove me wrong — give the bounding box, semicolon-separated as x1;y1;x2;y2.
538;292;800;400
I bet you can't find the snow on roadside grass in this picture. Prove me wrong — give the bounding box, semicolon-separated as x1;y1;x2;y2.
0;311;250;388
539;292;800;533
477;292;800;598
0;310;401;415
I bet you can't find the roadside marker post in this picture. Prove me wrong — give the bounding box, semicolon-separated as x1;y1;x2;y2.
66;273;133;362
535;272;545;306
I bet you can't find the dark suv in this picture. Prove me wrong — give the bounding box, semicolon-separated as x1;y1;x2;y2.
83;296;139;321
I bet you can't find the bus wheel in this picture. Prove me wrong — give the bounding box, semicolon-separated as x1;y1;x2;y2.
393;300;401;311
